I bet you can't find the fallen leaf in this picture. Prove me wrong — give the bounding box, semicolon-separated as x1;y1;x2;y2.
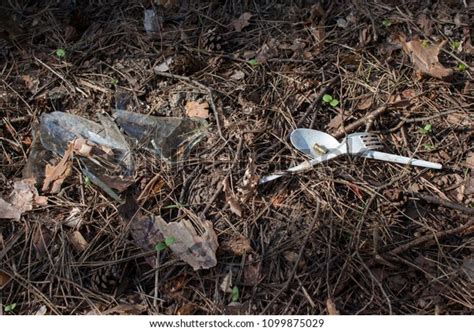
64;207;83;228
230;70;245;80
154;57;173;73
21;74;39;94
356;96;373;110
326;298;340;315
222;235;252;256
230;12;252;32
68;231;88;252
177;303;197;315
129;212;163;267
220;270;233;293
327;114;343;131
185;100;209;119
0;270;10;288
0;179;47;221
223;177;243;217
399;36;453;79
154;216;218;270
34;305;47;315
42;142;73;193
103;303;147;315
0;198;22;220
416;13;433;35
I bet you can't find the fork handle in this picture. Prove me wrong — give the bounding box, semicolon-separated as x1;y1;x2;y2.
361;151;442;169
259;154;339;184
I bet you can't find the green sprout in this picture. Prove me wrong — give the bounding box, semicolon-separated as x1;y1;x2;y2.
55;48;66;58
247;59;259;66
423;143;434;151
421;40;430;48
419;124;433;135
458;62;467;72
4;303;16;312
382;19;392;27
450;40;461;51
84;175;92;187
111;77;119;86
155;236;176;252
231;286;240;302
322;94;340;107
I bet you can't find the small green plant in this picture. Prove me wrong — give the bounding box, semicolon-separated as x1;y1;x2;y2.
421;40;430;48
450;40;461;51
419;124;433;134
111;77;119;86
231;286;240;302
322;94;340;107
423;143;434;151
382;19;392;27
247;59;259;66
4;303;17;312
458;62;467;72
55;48;66;58
155;236;176;252
84;175;92;187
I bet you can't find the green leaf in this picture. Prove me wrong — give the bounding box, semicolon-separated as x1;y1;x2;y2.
55;48;66;58
155;242;168;252
231;286;240;302
423;143;434;151
421;40;430;48
458;62;467;72
451;40;461;51
322;94;333;103
164;236;176;246
423;124;432;132
247;59;259;66
382;19;392;27
84;176;91;187
329;99;339;107
4;303;16;312
111;78;119;86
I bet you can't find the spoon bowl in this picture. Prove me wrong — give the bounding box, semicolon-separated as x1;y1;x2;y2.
290;129;340;157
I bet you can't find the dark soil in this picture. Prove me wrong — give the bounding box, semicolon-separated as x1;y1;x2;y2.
0;0;473;315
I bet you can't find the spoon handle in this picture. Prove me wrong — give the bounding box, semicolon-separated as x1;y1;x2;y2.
361;151;442;169
259;154;338;184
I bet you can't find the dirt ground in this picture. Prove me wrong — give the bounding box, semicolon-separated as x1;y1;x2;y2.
0;0;473;315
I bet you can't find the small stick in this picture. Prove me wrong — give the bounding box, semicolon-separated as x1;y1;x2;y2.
153;71;225;141
334;105;388;139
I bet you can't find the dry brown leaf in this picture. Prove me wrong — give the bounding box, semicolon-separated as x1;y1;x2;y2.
42;142;73;193
0;178;47;221
326;298;340;315
230;12;252;32
399;37;453;79
0;198;22;220
68;230;88;252
154;216;218;270
177;303;197;315
327;114;343;131
185;100;209;119
222;234;252;256
223;177;243;217
357;96;373;110
130;212;163;267
102;304;147;315
0;270;10;288
416;13;433;35
230;70;245;80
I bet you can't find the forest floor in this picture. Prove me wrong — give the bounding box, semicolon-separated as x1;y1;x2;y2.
0;0;473;315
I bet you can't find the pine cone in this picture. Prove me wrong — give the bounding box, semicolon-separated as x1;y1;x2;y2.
200;28;225;51
91;265;121;294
